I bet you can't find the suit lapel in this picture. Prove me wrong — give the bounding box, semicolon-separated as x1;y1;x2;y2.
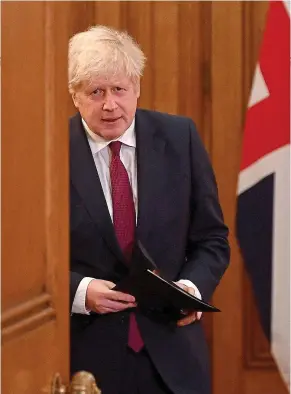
70;114;126;264
135;110;166;244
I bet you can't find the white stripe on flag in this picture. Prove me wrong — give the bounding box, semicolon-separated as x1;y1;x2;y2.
237;144;289;195
271;144;290;387
282;0;291;17
248;64;270;108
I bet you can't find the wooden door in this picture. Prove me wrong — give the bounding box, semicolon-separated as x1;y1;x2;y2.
1;2;69;392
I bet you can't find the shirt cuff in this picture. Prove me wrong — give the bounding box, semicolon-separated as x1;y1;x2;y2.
177;279;202;299
71;277;95;314
177;279;203;320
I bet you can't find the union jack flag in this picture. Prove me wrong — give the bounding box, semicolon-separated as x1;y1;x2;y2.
236;0;290;387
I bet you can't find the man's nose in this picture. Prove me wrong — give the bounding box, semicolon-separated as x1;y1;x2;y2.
102;93;117;111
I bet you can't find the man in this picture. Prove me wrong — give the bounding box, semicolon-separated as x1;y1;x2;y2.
69;25;230;394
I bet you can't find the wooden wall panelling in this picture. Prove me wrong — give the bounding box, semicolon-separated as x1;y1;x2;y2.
177;2;202;124
177;1;213;344
68;1;95;37
123;1;153;110
178;2;213;149
199;2;213;151
94;1;122;30
210;2;244;394
151;2;179;115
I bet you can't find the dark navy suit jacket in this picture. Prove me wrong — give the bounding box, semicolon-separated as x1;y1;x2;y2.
70;109;230;394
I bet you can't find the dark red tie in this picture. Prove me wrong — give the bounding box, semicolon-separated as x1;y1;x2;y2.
109;141;144;352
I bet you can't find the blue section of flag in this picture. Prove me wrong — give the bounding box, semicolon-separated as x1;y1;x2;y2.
236;174;274;340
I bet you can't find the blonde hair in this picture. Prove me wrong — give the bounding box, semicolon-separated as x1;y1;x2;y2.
68;25;146;93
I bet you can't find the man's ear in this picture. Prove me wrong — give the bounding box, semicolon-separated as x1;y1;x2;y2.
72;93;79;108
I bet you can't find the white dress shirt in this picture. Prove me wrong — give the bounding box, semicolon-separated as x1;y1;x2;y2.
71;118;202;318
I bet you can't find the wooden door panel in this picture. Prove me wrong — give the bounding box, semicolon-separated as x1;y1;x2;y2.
1;2;69;392
2;1;47;309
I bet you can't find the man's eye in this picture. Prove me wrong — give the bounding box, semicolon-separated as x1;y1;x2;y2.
92;89;103;95
112;87;125;92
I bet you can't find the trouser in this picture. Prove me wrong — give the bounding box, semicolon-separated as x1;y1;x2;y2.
120;347;173;394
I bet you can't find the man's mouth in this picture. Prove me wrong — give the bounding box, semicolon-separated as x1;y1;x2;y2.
101;117;121;123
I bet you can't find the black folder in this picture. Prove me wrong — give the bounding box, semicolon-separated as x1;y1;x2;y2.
114;241;220;321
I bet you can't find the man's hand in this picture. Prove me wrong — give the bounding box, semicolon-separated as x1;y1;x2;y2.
86;279;137;314
174;282;202;327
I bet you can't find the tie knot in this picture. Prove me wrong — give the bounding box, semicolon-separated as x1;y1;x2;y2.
109;141;122;157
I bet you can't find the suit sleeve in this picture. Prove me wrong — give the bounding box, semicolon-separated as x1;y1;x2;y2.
178;120;230;302
70;271;85;310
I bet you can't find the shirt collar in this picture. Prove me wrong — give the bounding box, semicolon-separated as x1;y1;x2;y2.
82;117;136;154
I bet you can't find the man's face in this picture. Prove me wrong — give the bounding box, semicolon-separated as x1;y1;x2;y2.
72;75;140;140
